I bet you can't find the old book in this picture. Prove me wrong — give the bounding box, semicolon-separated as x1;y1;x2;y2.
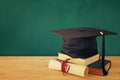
48;59;88;77
88;59;111;76
57;52;100;65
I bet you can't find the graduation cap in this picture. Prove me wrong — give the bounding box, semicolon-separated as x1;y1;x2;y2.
51;27;117;76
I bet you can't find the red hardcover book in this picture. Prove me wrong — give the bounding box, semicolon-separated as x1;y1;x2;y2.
88;59;111;76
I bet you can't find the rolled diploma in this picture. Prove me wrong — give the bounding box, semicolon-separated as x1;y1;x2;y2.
48;59;88;77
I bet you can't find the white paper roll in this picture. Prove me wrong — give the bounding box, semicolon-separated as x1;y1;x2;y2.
48;59;88;77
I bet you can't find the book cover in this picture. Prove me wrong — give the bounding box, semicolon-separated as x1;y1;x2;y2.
58;52;100;65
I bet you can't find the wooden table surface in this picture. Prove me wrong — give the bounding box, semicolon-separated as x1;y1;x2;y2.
0;56;119;80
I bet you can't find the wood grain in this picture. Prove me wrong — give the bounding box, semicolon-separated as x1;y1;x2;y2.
0;56;119;80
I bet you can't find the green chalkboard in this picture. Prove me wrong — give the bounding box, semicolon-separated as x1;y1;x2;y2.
0;0;119;56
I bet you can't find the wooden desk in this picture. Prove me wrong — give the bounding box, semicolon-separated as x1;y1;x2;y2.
0;56;119;80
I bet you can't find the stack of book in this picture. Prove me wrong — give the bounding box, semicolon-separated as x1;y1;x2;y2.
48;52;111;77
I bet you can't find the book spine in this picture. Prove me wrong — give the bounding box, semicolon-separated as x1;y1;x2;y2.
88;67;103;76
48;59;88;77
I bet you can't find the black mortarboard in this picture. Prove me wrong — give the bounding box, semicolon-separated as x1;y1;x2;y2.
51;27;117;76
51;27;116;38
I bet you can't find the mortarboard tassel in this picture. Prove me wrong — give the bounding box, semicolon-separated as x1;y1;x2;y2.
100;31;111;76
